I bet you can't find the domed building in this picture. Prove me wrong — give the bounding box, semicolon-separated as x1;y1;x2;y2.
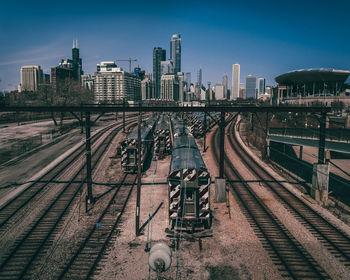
274;68;350;106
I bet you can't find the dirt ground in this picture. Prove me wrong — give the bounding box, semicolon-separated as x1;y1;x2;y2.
95;129;283;280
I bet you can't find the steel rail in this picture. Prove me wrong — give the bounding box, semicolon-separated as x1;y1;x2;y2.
211;126;330;279
58;174;137;279
228;119;350;266
0;122;122;231
0;121;128;279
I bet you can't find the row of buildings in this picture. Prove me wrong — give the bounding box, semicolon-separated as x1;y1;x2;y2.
213;64;270;101
18;38;350;107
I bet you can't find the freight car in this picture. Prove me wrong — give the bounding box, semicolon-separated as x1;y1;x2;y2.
121;116;157;172
153;114;171;158
168;119;211;230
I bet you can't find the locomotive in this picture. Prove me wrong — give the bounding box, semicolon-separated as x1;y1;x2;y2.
168;116;211;230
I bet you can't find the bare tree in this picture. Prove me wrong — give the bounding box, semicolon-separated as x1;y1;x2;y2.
37;78;93;127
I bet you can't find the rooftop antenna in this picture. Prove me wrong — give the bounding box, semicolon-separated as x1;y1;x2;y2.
73;40;75;48
76;39;78;48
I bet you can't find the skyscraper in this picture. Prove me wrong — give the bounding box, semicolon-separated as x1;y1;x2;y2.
258;78;266;95
72;40;83;82
197;68;202;89
153;47;166;99
51;41;83;93
246;75;257;99
170;34;181;73
185;72;191;92
232;63;240;100
222;74;228;99
20;65;43;91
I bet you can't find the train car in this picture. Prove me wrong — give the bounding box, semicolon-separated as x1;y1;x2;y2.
188;112;221;138
153;114;171;158
121;116;157;172
171;115;191;137
168;119;211;230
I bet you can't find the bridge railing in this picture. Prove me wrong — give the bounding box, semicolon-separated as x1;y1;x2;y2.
269;128;350;143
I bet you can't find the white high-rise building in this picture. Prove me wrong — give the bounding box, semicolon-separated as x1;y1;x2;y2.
232;63;240;100
94;61;141;103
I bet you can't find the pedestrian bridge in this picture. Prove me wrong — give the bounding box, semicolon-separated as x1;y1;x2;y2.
268;128;350;154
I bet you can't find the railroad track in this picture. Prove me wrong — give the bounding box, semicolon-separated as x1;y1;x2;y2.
212;125;330;279
58;173;137;280
228;118;350;267
0;120;130;279
0;117;137;234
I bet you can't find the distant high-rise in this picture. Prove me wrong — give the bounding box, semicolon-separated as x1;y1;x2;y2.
185;72;191;92
258;78;266;95
161;74;179;101
94;61;141;104
239;83;246;99
20;65;43;92
246;75;257;99
51;41;83;93
153;47;166;99
197;68;202;89
72;40;83;82
232;63;240;100
215;84;225;100
222;74;228;99
161;60;174;75
170;34;181;73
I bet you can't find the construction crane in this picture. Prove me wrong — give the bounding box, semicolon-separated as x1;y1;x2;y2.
116;58;137;73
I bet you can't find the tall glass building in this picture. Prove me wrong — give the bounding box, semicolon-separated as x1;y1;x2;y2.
185;72;191;92
258;78;266;95
170;34;181;73
246;75;257;99
153;47;166;99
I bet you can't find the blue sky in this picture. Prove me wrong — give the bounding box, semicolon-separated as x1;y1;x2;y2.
0;0;349;91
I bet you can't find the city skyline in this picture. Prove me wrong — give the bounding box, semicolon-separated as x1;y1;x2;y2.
0;0;349;92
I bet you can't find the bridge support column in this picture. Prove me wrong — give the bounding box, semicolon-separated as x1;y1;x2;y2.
215;177;226;202
311;163;329;205
299;146;303;160
318;112;327;164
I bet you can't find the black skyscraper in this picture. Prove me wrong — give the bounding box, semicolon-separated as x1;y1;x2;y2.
72;40;83;82
153;47;166;99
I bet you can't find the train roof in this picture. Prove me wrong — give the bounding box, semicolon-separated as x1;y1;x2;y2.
127;116;157;140
173;135;197;149
172;119;191;136
170;146;207;173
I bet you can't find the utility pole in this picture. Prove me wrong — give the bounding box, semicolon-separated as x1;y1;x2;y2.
123;98;126;132
136;111;142;236
85;111;93;212
203;105;207;152
219;112;225;179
